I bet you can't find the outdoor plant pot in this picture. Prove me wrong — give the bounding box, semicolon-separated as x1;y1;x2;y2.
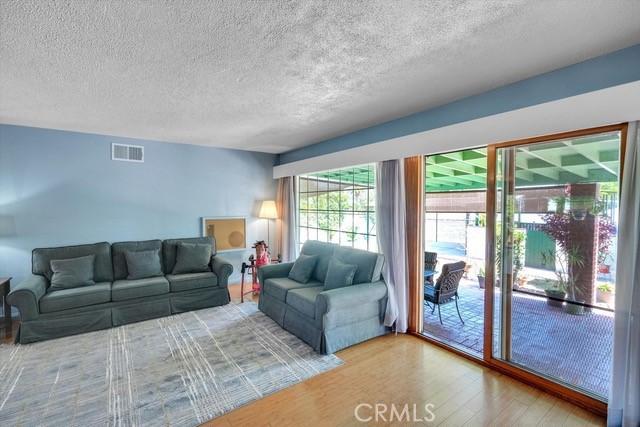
477;275;485;289
544;289;565;308
564;300;586;315
597;289;614;306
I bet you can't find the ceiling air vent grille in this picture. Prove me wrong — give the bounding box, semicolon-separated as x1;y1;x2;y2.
112;143;144;162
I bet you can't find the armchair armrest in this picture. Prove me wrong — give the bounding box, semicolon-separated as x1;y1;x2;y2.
7;275;48;321
257;262;294;285
317;281;387;314
211;256;233;287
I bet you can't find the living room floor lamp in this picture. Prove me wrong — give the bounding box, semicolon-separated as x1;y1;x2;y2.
259;200;278;249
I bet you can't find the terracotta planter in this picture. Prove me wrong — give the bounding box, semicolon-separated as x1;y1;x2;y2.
598;264;611;274
597;289;614;306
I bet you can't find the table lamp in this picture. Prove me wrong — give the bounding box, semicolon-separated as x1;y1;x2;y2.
258;200;278;249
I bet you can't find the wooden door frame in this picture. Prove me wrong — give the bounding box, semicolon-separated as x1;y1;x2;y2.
405;156;425;333
412;122;628;416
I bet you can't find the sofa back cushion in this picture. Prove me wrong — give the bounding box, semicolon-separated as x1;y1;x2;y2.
333;246;384;284
288;254;318;283
323;258;358;290
172;242;212;274
162;237;216;274
50;255;96;290
124;249;164;280
300;240;337;283
33;242;114;283
112;240;163;280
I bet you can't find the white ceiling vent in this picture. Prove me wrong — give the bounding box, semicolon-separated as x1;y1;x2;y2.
112;143;144;163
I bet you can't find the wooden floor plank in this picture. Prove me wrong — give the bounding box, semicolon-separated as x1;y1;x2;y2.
203;333;605;426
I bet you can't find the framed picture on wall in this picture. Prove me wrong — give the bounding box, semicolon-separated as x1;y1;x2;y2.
201;217;247;252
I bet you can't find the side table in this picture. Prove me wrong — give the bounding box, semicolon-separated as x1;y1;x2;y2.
0;277;12;333
240;258;280;303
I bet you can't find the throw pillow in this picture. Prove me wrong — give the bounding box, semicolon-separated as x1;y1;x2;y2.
288;254;318;283
50;255;96;290
172;242;212;274
124;249;163;280
323;258;358;290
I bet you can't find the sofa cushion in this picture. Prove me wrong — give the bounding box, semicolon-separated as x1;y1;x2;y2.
172;243;212;274
50;255;96;290
124;249;163;280
33;242;113;283
166;272;218;292
334;246;384;284
263;277;322;302
286;286;324;319
288;254;318;283
39;282;111;313
163;237;215;274
112;240;163;280
323;258;358;290
300;240;337;283
112;277;170;302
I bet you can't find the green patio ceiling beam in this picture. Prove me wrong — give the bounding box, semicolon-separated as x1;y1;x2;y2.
304;134;621;193
424;134;621;192
599;150;619;162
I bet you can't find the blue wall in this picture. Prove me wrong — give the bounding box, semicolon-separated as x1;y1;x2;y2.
0;125;277;285
278;43;640;165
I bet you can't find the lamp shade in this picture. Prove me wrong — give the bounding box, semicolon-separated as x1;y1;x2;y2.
258;200;278;219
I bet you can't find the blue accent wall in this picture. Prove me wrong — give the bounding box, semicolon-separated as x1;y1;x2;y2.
0;125;277;285
278;43;640;165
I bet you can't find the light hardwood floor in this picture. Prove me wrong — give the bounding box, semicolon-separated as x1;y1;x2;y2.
2;285;605;425
213;285;604;427
228;282;259;304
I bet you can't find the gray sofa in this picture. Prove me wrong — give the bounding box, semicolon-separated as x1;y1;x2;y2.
258;240;389;354
8;237;232;344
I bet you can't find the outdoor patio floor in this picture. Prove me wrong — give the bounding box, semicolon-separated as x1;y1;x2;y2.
422;279;614;398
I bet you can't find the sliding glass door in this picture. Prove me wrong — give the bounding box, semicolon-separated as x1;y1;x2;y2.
421;149;487;357
489;128;623;399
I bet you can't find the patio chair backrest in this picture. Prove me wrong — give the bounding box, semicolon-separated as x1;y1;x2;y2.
435;261;466;301
424;251;438;271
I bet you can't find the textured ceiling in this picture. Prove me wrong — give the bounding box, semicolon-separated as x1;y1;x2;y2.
1;1;640;153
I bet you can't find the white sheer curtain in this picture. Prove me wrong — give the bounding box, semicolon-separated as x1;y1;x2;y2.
376;160;409;332
608;121;640;427
276;176;298;262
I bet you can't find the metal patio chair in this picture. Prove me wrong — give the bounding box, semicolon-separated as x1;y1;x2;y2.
424;260;466;325
424;251;438;284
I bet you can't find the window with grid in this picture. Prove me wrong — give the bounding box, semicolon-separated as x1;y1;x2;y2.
297;164;377;252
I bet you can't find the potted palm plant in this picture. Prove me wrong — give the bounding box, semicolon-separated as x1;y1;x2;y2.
541;189;598;315
541;247;585;314
544;283;566;308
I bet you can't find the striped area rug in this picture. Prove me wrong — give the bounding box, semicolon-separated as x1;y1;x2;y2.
0;302;342;426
